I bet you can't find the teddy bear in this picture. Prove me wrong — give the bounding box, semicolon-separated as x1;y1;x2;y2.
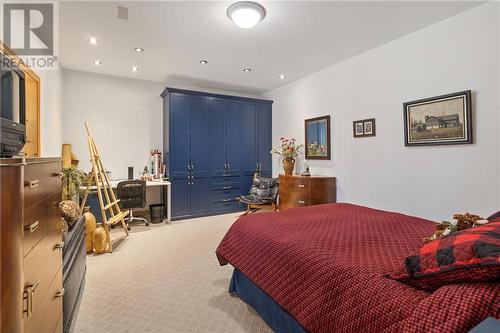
423;213;489;243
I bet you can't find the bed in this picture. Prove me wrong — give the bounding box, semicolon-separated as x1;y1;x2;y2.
216;203;500;333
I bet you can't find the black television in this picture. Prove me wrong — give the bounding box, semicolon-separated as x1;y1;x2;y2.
0;53;26;157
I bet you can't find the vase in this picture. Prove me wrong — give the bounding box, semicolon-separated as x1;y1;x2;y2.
92;227;108;254
283;158;295;175
83;206;97;253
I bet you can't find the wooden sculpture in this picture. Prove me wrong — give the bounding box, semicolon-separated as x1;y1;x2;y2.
84;122;129;252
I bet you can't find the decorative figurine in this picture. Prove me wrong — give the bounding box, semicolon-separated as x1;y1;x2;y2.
301;166;311;176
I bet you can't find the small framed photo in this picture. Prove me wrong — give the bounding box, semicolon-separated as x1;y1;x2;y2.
403;90;472;146
353;118;376;138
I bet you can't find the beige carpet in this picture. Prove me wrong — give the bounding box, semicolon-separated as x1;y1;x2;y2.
73;213;273;333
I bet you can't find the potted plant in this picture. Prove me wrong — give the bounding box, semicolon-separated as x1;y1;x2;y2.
271;137;303;175
61;166;89;202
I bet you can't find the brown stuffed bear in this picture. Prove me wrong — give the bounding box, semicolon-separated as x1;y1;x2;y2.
423;213;489;244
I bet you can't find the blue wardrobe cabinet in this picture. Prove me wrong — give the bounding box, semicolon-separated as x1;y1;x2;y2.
161;87;272;220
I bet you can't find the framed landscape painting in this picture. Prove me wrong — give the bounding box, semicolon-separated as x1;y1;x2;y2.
305;115;331;160
403;90;472;146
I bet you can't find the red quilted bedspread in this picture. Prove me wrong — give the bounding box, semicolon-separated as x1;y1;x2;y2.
216;203;500;333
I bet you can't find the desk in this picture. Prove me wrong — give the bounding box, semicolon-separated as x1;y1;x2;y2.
85;179;171;222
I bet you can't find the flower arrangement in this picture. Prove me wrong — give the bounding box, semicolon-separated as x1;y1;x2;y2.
271;137;304;159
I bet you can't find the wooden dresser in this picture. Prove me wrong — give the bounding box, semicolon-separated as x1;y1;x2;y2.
0;157;63;333
278;174;336;210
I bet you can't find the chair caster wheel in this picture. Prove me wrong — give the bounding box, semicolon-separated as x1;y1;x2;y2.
145;222;150;227
127;226;131;231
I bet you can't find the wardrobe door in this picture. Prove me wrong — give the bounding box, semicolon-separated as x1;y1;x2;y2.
171;178;189;218
189;178;209;215
226;100;243;176
257;103;272;176
169;93;190;180
190;95;210;178
242;102;257;194
209;98;227;177
189;95;210;215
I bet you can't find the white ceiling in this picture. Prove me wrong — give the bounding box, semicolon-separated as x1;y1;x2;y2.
59;1;483;95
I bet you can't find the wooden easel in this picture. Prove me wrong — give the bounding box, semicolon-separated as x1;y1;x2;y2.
84;122;129;252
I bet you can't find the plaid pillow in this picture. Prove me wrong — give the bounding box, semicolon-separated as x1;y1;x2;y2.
388;222;500;291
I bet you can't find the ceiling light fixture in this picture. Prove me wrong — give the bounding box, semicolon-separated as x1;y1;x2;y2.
200;60;208;64
227;1;266;29
88;37;98;45
134;47;144;52
92;60;102;65
278;74;285;80
131;66;140;72
243;68;252;72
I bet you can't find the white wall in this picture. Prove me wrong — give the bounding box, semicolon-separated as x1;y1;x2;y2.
37;69;64;157
62;70;164;180
264;3;500;221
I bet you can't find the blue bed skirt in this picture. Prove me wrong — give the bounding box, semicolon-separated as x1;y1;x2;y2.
229;269;307;333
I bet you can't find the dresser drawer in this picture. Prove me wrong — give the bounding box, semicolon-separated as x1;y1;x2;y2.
23;220;63;322
23;192;61;256
24;268;63;333
24;161;61;209
289;177;311;193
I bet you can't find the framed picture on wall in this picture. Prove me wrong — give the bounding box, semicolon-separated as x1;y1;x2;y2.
353;118;376;138
305;115;331;160
403;90;472;146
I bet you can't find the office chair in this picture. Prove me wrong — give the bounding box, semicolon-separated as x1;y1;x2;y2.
116;180;149;229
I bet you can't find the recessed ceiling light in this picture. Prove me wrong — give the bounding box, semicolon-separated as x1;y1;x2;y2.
200;60;208;64
278;74;285;80
243;68;252;72
88;37;98;45
92;60;102;65
227;1;266;29
134;47;144;52
131;66;140;72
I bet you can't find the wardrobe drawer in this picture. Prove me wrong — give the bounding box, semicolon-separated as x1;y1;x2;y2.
210;181;240;191
23;224;63;322
211;188;241;197
212;174;241;182
24;268;63;333
210;197;241;211
24;161;61;209
23;192;61;256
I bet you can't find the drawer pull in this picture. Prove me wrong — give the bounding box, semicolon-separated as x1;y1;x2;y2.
27;180;40;188
52;172;63;177
25;221;39;233
298;200;305;204
54;241;65;251
298;184;305;188
223;186;231;190
222;198;232;202
23;280;40;318
54;288;65;299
